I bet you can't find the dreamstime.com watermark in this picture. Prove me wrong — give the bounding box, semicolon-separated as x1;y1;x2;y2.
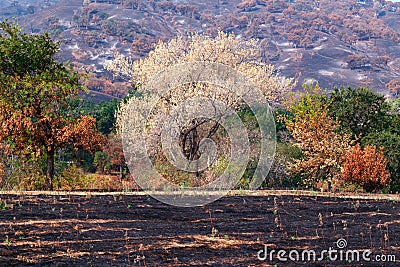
257;238;397;263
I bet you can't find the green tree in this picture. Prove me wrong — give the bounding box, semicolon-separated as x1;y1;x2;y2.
93;99;119;135
387;99;400;135
361;131;400;192
328;86;390;138
0;21;103;190
68;97;121;136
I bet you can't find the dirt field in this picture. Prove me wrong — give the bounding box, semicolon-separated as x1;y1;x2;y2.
0;191;399;266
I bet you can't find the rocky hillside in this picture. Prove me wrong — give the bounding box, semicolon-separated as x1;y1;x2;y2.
2;0;400;99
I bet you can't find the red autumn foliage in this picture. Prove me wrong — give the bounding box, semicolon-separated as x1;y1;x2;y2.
59;116;106;153
341;144;390;192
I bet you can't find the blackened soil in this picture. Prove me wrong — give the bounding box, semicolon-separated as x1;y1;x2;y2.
0;193;399;266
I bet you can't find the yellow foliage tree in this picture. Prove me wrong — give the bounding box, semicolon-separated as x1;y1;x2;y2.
283;84;351;188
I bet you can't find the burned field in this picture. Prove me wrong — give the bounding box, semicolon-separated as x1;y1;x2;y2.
0;192;399;266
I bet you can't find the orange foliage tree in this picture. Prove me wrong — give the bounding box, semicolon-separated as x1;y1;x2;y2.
341;144;391;192
283;84;351;188
104;135;125;180
0;22;104;190
59;116;106;154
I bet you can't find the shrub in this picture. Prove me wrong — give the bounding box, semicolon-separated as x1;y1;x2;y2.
341;144;390;192
264;142;303;189
10;155;47;191
55;164;95;191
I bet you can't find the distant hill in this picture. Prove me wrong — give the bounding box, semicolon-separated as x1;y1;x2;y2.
2;0;400;99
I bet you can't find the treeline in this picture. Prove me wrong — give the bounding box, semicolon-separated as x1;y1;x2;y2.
105;31;400;194
271;84;400;193
1;22;399;194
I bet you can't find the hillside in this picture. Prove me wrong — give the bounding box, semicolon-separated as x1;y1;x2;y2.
2;0;400;99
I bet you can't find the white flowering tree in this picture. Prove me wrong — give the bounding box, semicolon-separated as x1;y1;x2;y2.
107;32;293;188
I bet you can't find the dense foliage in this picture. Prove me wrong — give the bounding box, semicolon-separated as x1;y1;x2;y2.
281;84;400;192
282;84;351;189
341;144;390;192
0;20;399;194
0;21;104;190
328;87;390;138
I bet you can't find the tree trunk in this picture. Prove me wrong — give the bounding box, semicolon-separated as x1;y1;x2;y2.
45;146;55;190
119;164;123;182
